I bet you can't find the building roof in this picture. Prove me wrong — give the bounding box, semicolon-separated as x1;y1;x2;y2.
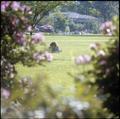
62;12;98;22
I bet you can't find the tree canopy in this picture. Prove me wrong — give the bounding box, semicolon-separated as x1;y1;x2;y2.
23;1;66;28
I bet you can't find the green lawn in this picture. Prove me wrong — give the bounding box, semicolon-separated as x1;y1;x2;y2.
16;35;109;97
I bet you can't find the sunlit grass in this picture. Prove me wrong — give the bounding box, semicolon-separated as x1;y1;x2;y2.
16;35;110;97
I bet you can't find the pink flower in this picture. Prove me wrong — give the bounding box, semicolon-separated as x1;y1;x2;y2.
97;50;106;57
105;21;112;27
33;52;45;62
75;55;91;65
84;55;91;62
32;33;45;44
89;43;97;51
75;56;85;64
11;1;20;11
15;32;26;45
89;42;101;51
1;4;6;12
28;11;32;15
9;73;15;78
1;1;10;12
1;88;10;99
100;21;112;30
100;21;116;36
44;52;53;62
27;26;32;32
33;52;53;62
99;60;107;65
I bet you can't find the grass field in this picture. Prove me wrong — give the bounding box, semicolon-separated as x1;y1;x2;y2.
16;35;110;97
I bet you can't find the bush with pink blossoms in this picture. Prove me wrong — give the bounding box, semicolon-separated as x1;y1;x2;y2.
44;51;53;62
1;1;32;90
92;17;119;117
33;51;53;63
89;42;101;51
1;1;53;118
1;88;11;99
31;32;45;44
100;20;117;36
75;55;91;65
74;16;119;118
1;1;53;88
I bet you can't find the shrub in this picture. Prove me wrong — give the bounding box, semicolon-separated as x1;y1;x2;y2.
74;16;119;118
1;1;53;118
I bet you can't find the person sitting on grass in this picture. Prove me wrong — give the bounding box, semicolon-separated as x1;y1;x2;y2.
49;42;61;53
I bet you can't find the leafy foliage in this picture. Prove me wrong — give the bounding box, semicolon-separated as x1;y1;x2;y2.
92;16;119;117
75;16;119;118
23;1;66;29
1;1;53;118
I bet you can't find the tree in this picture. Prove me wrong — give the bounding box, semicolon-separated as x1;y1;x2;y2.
23;1;65;32
53;12;66;32
92;1;119;21
60;1;119;21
